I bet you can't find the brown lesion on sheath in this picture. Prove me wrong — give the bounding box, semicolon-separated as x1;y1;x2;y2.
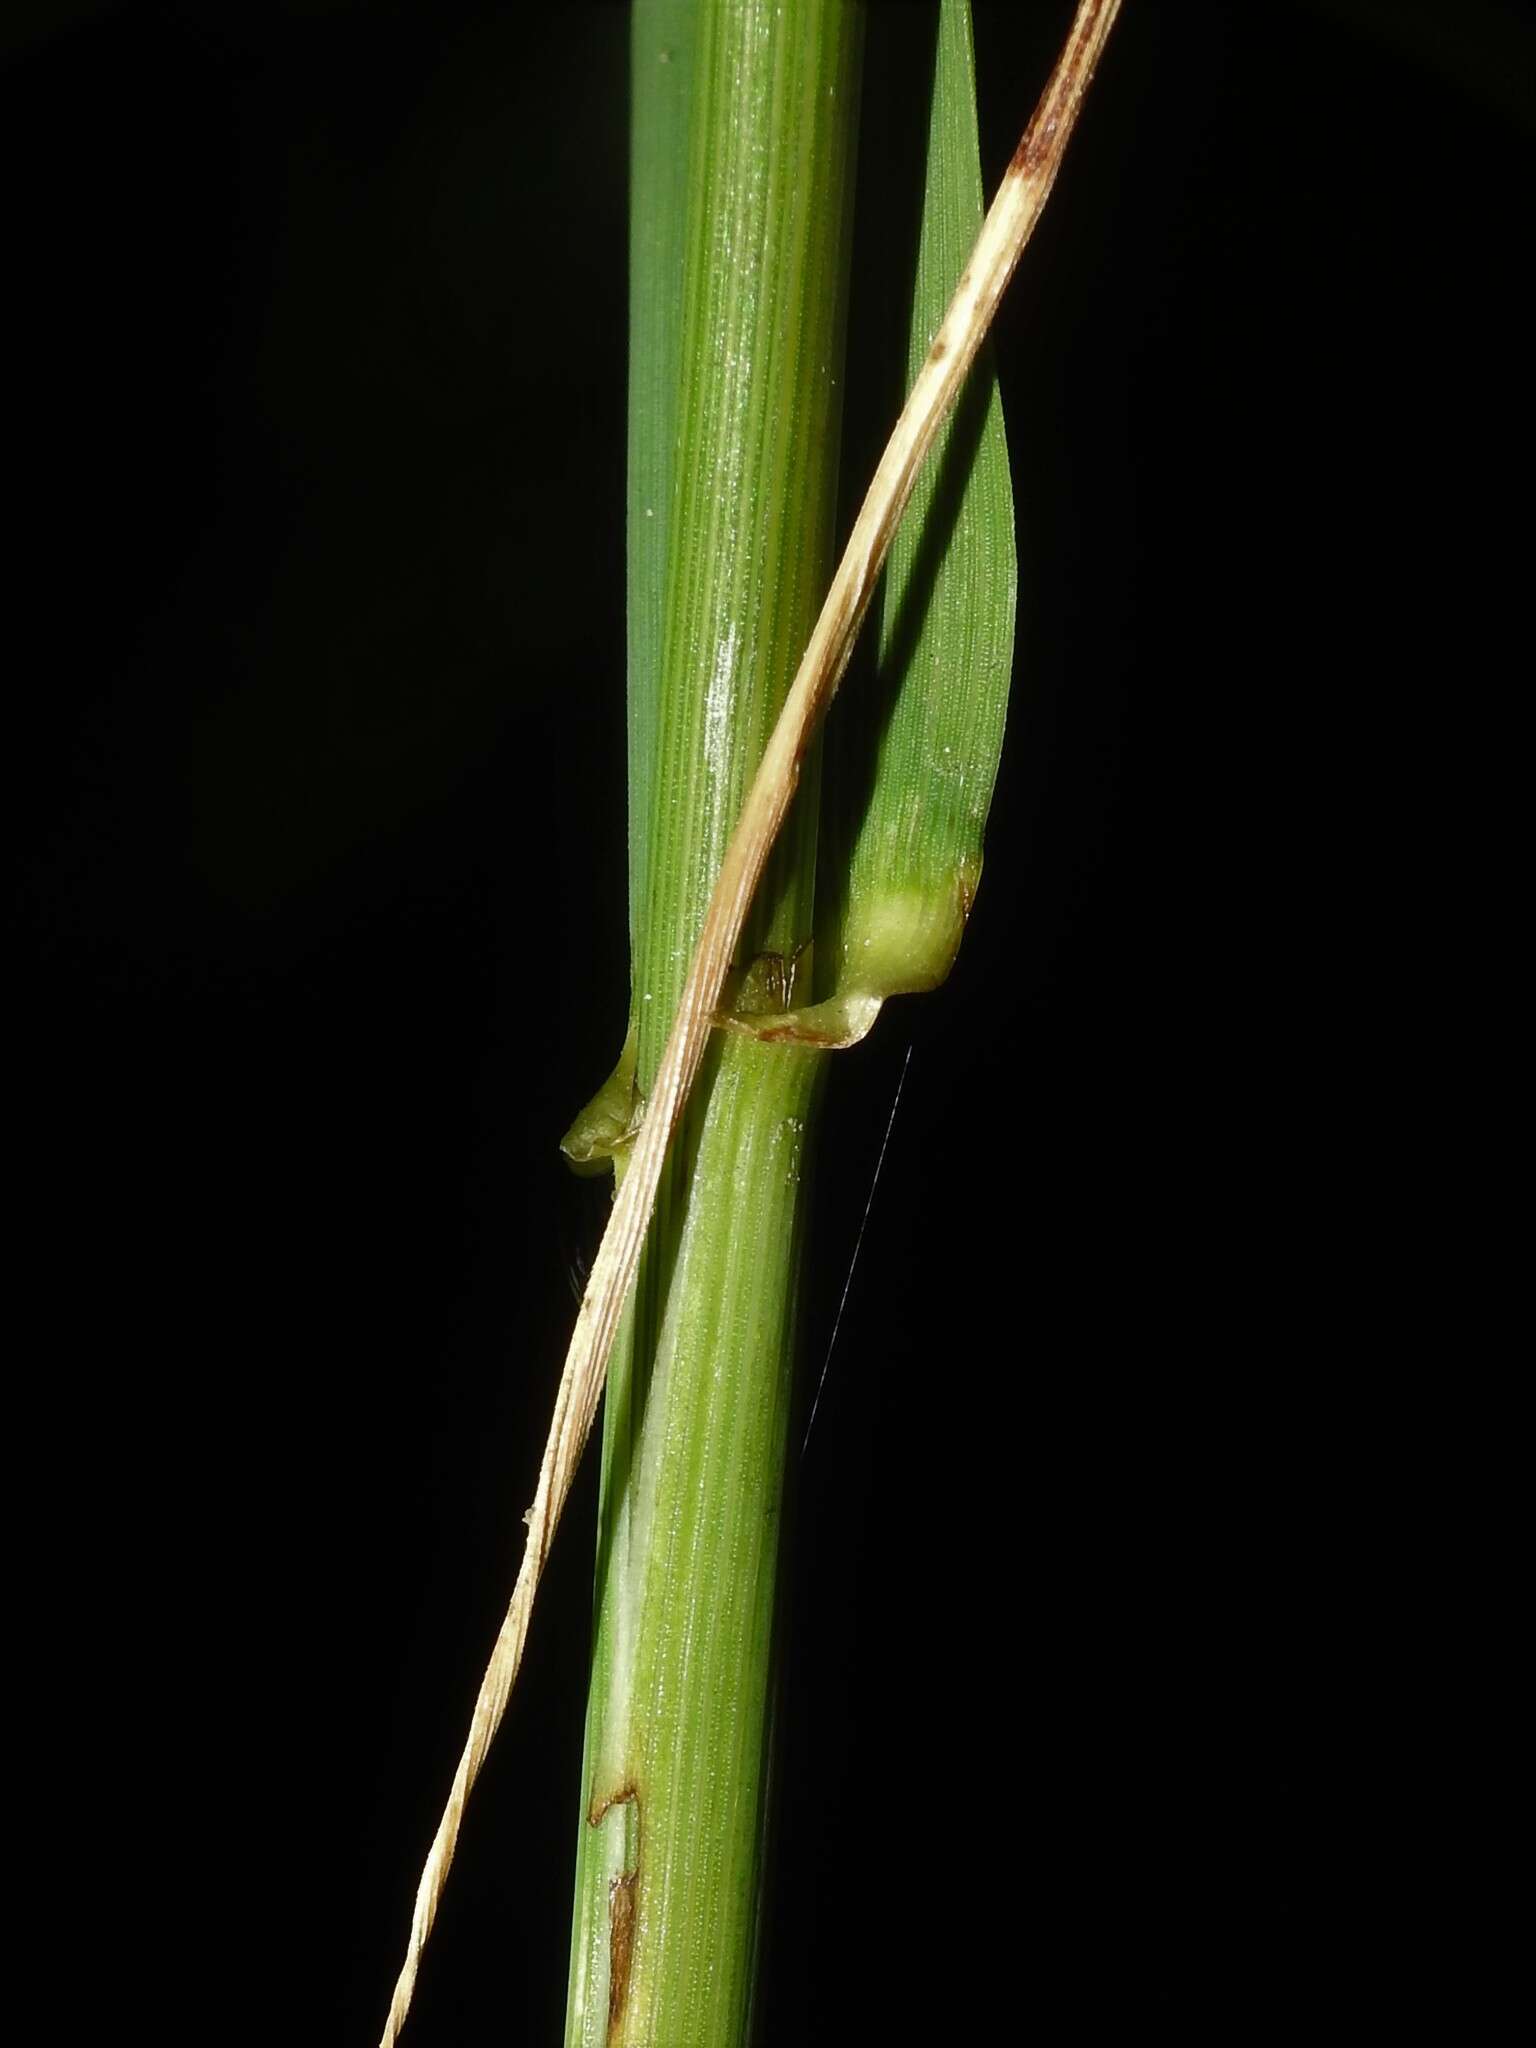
606;1870;638;2038
587;1777;638;1832
755;1018;845;1047
586;1780;642;2038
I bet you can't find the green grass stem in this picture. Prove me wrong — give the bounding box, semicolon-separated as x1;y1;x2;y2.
566;4;860;2041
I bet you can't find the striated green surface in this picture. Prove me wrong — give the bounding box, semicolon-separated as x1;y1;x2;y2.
566;4;860;2043
820;0;1016;1014
575;1036;825;2047
632;0;862;1083
624;0;695;980
564;7;695;2022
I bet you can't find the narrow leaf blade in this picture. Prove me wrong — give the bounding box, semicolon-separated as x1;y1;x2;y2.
822;0;1017;1021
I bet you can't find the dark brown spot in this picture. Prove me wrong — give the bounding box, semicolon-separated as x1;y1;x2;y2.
930;337;948;361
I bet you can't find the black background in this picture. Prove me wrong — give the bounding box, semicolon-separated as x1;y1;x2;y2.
8;1;1529;2039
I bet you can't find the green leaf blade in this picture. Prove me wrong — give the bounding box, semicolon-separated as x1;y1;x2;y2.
825;0;1017;1014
